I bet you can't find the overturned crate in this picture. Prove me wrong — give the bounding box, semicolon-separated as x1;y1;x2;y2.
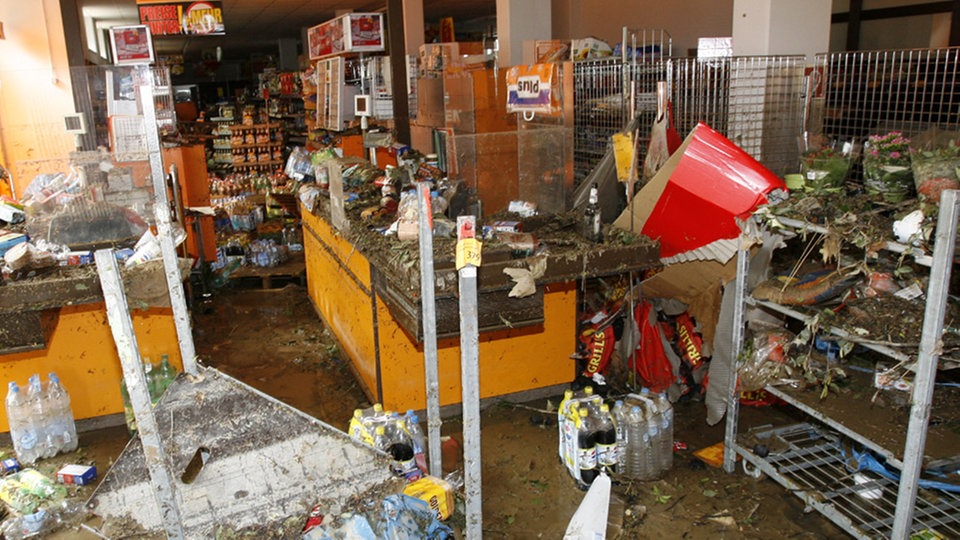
86;366;398;538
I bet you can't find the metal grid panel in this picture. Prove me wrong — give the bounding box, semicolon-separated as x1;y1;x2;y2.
572;53;806;187
746;424;960;539
816;48;960;141
572;58;625;186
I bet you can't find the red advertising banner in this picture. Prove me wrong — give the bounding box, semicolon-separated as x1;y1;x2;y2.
308;13;384;60
138;1;225;36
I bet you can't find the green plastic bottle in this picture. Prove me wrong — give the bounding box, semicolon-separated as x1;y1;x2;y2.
156;354;177;397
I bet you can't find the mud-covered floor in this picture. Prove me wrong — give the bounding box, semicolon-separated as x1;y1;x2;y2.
24;283;856;538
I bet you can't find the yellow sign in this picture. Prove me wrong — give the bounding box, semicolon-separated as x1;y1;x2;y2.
456;238;482;270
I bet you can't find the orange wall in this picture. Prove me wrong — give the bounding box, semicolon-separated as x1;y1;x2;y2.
0;0;77;197
0;303;184;433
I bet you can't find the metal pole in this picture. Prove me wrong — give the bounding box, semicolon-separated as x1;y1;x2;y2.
94;249;185;539
456;215;482;538
723;241;750;473
416;180;443;478
139;82;198;376
891;189;960;538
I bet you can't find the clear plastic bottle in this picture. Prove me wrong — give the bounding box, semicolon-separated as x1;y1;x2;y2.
635;395;660;480
625;405;647;479
45;373;78;454
652;391;674;473
611;400;627;477
575;408;598;488
595;403;617;474
27;375;55;459
6;382;40;465
404;410;427;474
142;357;158;404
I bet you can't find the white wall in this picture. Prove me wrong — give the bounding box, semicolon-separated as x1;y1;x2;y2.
733;0;831;61
497;0;552;66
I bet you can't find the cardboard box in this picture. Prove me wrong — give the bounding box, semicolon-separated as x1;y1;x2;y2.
403;475;454;520
57;464;97;485
416;77;446;128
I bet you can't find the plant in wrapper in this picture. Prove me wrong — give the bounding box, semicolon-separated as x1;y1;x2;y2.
863;131;914;202
910;138;960;203
800;144;852;194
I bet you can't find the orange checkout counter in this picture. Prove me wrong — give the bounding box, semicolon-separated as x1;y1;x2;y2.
301;200;659;412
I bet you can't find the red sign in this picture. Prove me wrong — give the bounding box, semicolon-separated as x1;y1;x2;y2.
138;1;224;36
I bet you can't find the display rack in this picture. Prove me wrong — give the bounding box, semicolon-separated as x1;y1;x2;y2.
228;123;285;172
210;116;236;170
723;190;960;540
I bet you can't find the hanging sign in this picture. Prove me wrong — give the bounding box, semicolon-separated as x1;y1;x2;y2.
505;64;556;114
138;1;225;37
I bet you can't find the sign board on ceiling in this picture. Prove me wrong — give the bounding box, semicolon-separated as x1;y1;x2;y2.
307;13;384;60
137;0;225;37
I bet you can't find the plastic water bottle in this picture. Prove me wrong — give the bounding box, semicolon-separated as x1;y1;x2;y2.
575;408;598;488
45;373;78;454
625;405;648;479
5;382;40;465
142;357;158;403
27;375;56;459
595;403;617;474
611;400;627;476
653;392;674;473
405;410;428;474
637;396;661;480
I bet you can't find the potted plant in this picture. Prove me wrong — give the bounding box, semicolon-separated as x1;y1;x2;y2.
800;144;852;194
910;139;960;203
863;131;914;202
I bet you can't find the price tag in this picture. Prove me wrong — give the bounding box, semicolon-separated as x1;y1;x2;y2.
456;238;482;270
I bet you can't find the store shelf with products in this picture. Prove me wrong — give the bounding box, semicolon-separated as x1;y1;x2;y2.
228;123;285;172
723;191;960;539
210;116;237;170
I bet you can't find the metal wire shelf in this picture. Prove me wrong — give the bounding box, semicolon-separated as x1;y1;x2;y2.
740;423;960;540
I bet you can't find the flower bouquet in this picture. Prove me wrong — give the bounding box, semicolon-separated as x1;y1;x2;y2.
800;143;853;194
911;137;960;203
863;131;914;202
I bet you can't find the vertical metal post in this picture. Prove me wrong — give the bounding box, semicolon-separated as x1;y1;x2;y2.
139;83;198;376
456;215;482;539
723;242;750;473
892;189;960;538
416;180;443;478
95;250;185;539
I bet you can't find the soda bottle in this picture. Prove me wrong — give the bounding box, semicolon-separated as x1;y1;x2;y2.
155;355;177;397
45;373;78;454
557;389;574;463
5;382;40;465
595;403;617;474
404;410;428;474
575;408;598;488
27;374;56;459
388;419;419;482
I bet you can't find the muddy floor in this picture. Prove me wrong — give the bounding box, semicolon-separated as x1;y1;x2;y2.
190;284;847;539
5;283;853;538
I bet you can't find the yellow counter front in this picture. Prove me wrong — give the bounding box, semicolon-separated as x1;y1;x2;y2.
302;207;578;412
0;303;184;433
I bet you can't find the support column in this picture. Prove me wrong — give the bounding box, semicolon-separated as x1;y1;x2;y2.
387;0;415;145
732;0;831;62
495;0;552;67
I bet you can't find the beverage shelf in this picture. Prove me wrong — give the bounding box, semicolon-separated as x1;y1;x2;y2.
734;423;960;540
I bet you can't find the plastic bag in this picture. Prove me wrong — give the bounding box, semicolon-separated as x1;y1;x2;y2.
633;300;677;392
738;327;795;392
0;469;67;515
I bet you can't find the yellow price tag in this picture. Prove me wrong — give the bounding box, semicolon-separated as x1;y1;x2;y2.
456;238;482;270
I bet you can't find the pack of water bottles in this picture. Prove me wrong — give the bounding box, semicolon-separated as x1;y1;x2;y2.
5;373;79;465
349;404;427;482
557;386;673;488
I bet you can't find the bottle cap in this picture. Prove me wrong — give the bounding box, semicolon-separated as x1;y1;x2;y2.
600;403;610;413
375;426;385;435
353;409;363;418
373;403;383;412
579;408;588;418
584;386;594;396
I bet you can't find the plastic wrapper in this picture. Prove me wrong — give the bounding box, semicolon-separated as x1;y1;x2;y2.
0;469;67;515
738;328;796;392
284;146;314;181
